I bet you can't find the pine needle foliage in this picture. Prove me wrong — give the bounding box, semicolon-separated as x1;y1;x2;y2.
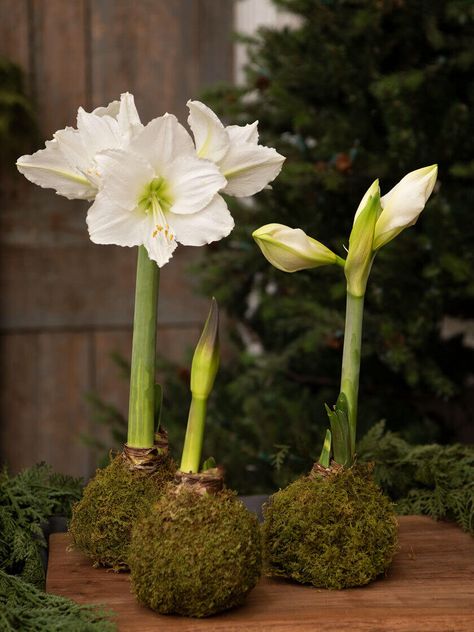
358;421;474;534
0;466;116;631
0;570;115;632
0;464;82;587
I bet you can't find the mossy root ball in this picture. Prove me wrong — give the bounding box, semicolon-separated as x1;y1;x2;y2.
129;487;262;617
262;464;398;589
69;453;175;570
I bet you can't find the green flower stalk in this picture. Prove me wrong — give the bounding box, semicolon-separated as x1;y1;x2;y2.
254;165;438;468
180;298;220;473
127;246;160;448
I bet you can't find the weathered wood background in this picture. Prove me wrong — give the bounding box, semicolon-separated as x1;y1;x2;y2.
0;0;234;478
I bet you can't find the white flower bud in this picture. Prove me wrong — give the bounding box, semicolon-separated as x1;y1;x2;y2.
253;223;340;273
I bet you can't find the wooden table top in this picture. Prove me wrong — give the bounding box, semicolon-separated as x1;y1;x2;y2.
47;516;474;631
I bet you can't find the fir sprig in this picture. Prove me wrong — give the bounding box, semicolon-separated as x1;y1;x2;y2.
358;421;474;534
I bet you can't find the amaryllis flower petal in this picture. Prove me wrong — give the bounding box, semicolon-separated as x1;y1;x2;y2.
86;191;146;247
186;101;285;198
165;155;226;215
116;92;142;140
93;92;142;141
16;139;95;200
187;100;230;162
219;143;285;197
129;113;195;173
95;149;155;210
76;108;122;156
226;122;259;145
142;222;178;267
374;165;438;250
169;195;234;246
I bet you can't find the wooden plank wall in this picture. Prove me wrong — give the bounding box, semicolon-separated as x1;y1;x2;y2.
0;0;234;479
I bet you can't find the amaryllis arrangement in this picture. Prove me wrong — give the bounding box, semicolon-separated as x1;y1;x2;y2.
17;93;284;570
254;165;438;589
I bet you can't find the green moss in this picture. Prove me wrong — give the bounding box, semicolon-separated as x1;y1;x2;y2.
69;454;175;570
129;487;262;617
262;464;398;589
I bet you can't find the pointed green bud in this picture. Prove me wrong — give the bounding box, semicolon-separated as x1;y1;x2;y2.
345;180;381;297
190;298;220;399
253;223;344;273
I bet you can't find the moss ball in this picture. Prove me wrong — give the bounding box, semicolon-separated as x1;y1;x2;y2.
69;453;175;570
129;487;262;617
262;464;398;589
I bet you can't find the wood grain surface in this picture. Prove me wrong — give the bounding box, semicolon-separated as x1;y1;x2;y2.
46;516;474;631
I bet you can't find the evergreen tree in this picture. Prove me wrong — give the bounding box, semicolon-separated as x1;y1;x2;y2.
193;0;474;491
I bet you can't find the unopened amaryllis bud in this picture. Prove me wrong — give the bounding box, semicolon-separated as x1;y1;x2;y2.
253;223;342;273
190;298;220;399
373;165;438;250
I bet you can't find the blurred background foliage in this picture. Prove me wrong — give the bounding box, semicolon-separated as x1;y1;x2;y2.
0;57;37;165
88;0;473;493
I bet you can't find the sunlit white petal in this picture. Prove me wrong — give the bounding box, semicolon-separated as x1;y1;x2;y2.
187;100;230;162
116;92;142;140
169;195;234;246
142;223;178;267
129;114;195;173
92;99;120;118
16;139;95;200
219;143;285;197
165;155;226;215
87;192;146;246
226;122;259;145
76;108;122;156
96;149;155;210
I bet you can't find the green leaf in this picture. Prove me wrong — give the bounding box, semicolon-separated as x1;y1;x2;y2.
318;429;332;468
201;456;217;472
325;392;352;467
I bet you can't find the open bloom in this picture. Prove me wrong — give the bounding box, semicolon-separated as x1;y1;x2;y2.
353;165;438;251
187;100;285;197
87;113;234;267
253;223;341;273
16;92;142;200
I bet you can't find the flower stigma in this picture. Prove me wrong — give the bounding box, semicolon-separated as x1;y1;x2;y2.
138;177;175;242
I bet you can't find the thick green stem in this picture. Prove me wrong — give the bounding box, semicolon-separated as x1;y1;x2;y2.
127;246;160;448
180;395;207;473
340;292;364;456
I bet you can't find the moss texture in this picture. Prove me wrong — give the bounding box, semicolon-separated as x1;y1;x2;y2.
69;454;175;570
262;464;398;589
129;486;262;617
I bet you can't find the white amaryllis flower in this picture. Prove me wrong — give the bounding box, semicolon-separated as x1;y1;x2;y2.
253;223;341;273
353;165;438;251
16;92;142;201
187;100;285;197
86;113;234;267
